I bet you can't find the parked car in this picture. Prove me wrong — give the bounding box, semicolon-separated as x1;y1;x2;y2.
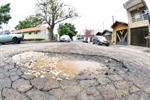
93;36;110;46
82;38;88;43
0;30;24;44
59;35;71;42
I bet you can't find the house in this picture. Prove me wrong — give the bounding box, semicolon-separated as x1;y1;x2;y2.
84;29;95;42
83;29;102;42
96;32;103;36
13;26;49;41
111;21;128;45
102;30;112;43
123;0;150;47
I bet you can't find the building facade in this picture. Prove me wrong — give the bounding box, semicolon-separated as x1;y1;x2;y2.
13;26;50;41
124;0;150;47
111;21;128;45
102;30;112;44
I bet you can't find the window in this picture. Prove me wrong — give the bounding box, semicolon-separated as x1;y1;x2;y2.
142;10;149;20
4;30;11;35
134;13;140;19
29;32;32;35
35;31;38;34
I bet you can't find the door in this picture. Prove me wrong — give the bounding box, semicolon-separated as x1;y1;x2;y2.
131;27;149;47
2;30;12;42
116;29;128;45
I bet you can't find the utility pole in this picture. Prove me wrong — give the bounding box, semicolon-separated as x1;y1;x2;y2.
102;21;104;31
112;16;115;24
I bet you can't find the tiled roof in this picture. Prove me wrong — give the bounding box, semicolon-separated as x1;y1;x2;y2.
13;26;47;34
111;21;128;29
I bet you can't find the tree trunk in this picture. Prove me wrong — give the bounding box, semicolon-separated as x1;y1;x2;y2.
48;26;54;42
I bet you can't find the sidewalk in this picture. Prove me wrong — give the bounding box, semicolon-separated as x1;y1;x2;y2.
113;45;150;53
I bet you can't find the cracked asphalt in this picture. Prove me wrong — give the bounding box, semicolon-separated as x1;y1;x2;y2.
0;42;150;100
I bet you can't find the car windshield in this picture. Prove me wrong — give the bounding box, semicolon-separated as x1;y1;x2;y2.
4;30;11;35
0;31;3;35
60;35;70;39
97;36;107;40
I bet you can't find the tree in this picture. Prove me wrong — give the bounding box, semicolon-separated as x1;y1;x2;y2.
35;0;78;41
0;3;11;25
15;14;42;30
58;23;77;39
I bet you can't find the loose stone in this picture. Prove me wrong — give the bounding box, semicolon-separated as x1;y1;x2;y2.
12;79;32;92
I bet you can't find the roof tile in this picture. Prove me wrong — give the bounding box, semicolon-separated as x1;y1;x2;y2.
13;26;47;34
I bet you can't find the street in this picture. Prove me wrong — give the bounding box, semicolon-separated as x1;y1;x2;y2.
0;42;150;100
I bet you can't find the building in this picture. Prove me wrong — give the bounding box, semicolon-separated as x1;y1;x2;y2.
13;26;49;41
111;21;128;45
102;30;113;43
123;0;150;47
83;29;102;42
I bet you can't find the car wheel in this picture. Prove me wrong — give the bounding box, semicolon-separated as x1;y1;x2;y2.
1;43;5;45
18;40;21;44
12;37;19;44
98;42;102;45
106;44;109;46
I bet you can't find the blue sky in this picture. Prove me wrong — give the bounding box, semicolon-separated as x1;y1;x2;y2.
0;0;129;34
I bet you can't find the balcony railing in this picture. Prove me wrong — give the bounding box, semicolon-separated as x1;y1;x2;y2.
132;14;149;22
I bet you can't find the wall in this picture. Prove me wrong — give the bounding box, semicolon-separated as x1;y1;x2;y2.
124;0;142;9
103;32;112;42
113;24;128;44
22;29;49;40
130;7;145;17
130;20;149;28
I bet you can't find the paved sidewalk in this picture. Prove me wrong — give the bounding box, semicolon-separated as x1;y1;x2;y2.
111;45;150;53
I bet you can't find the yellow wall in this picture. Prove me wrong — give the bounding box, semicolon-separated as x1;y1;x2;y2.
113;24;128;44
22;29;49;40
104;35;112;42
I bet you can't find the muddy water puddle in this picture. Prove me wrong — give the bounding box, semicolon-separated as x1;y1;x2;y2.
56;60;103;74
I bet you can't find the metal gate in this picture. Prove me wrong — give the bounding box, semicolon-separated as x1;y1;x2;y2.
131;27;149;47
116;29;128;45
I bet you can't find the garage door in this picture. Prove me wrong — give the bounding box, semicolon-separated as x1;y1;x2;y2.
131;27;148;47
116;29;128;45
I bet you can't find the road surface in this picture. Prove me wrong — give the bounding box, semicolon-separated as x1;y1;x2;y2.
0;42;150;100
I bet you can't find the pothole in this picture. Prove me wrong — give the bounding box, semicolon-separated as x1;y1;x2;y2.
12;51;127;80
12;51;108;80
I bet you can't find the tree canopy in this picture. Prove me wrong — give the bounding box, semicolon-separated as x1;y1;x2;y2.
15;14;42;30
58;23;77;39
35;0;78;41
0;3;11;25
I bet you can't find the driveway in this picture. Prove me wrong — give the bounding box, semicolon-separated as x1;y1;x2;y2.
0;42;150;100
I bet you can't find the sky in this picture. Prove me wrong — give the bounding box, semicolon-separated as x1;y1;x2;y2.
0;0;129;34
